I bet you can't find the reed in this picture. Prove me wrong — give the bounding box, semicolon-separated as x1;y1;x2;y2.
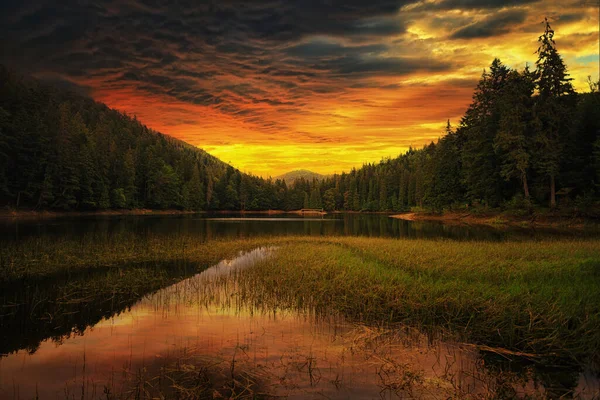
2;234;599;363
232;237;600;363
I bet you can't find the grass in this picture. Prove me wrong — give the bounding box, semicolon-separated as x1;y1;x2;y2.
0;233;265;282
0;234;270;357
2;234;599;364
231;237;600;363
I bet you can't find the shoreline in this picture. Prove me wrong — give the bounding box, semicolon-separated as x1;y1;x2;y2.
390;211;598;229
0;208;330;220
2;208;598;229
0;208;205;220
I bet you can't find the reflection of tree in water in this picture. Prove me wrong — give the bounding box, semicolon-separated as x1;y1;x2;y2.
2;213;597;244
0;240;597;397
0;260;198;357
480;351;583;398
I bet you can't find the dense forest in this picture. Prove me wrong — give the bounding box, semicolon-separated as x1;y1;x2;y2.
0;65;283;211
1;21;599;213
289;21;600;213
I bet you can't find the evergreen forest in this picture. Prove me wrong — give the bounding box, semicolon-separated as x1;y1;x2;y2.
1;21;599;213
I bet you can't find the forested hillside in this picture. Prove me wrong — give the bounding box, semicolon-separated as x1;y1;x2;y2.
1;22;598;214
0;65;281;211
300;21;600;213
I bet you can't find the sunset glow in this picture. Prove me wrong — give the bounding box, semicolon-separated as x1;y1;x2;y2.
1;0;598;176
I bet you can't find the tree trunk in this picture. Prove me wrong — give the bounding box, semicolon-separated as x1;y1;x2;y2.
550;174;556;208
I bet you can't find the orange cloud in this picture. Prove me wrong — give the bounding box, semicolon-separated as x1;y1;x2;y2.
1;0;597;177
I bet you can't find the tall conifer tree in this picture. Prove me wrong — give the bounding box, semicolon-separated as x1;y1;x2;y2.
534;19;575;207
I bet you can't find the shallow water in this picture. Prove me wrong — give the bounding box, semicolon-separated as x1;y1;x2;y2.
1;248;598;399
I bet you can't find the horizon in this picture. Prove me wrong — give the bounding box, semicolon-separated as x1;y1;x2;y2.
1;1;598;177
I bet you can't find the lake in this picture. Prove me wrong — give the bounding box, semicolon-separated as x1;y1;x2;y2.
1;212;596;242
1;214;599;399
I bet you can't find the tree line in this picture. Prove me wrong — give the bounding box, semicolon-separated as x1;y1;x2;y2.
0;66;281;211
1;21;598;213
290;20;600;213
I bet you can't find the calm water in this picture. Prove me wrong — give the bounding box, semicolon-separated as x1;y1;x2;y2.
1;212;597;242
1;214;599;399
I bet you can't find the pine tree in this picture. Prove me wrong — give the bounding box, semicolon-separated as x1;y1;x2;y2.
122;148;137;208
185;165;205;211
309;188;322;208
460;58;509;207
53;103;85;209
407;172;415;206
424;123;464;210
323;188;336;211
588;80;600;191
533;19;575;207
379;177;387;211
398;170;407;209
494;68;535;201
0;106;11;198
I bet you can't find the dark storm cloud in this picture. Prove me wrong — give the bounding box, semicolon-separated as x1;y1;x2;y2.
0;0;582;144
285;39;451;78
556;13;589;24
286;41;389;59
311;55;452;77
0;0;437;133
450;10;527;39
35;75;93;97
0;0;415;69
424;0;538;10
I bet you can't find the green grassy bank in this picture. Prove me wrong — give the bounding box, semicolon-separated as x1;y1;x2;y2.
235;237;600;362
2;234;599;363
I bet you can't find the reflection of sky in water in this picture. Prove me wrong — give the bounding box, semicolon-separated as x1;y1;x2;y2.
1;248;599;399
203;217;332;222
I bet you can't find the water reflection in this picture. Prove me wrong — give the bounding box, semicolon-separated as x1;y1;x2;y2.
197;246;275;279
1;213;597;243
1;249;598;399
0;260;198;357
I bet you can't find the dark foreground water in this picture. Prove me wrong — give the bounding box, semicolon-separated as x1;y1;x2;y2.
1;212;598;242
1;214;599;399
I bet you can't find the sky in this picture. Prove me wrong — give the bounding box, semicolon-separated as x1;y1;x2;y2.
1;1;598;177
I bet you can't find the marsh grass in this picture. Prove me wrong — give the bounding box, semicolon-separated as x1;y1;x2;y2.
102;322;553;399
2;234;599;398
0;233;274;282
0;237;280;361
125;350;265;400
228;237;600;363
2;234;599;364
89;323;551;400
58;350;266;400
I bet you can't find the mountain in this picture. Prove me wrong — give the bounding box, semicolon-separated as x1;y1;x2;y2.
275;169;327;184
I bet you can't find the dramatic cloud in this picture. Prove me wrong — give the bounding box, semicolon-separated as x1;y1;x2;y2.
429;0;538;10
0;0;597;176
450;10;527;39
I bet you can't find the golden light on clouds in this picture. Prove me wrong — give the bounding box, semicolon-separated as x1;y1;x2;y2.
3;0;596;177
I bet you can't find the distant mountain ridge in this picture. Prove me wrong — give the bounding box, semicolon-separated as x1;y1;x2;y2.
275;169;328;184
